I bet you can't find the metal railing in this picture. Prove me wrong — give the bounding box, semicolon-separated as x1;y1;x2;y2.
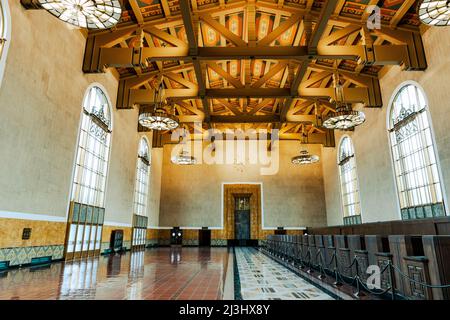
260;237;450;300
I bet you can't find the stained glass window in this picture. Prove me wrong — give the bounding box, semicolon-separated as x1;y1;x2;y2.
389;84;445;220
338;137;362;222
133;138;150;217
71;86;112;207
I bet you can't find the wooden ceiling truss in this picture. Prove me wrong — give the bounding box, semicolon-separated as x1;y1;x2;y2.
78;0;427;146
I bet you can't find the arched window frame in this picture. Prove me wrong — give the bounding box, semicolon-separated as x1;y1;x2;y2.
338;136;362;225
0;0;11;86
65;84;113;259
387;81;447;220
71;84;113;207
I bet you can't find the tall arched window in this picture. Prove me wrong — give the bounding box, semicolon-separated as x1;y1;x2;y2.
388;83;446;220
338;136;362;225
72;86;112;206
131;137;150;249
133;137;150;216
0;0;11;86
66;85;113;259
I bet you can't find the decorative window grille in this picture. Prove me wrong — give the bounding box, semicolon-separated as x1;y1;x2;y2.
389;84;445;220
338;137;362;224
71;86;112;207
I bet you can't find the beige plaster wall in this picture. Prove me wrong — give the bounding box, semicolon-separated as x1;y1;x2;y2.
322;26;450;226
159;140;328;228
0;2;146;227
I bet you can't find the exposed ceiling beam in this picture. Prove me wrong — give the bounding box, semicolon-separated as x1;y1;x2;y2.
361;0;380;23
251;62;288;88
309;0;339;54
180;0;211;124
129;0;144;24
199;14;248;47
206;62;244;89
257;13;303;46
390;0;416;28
280;61;309;122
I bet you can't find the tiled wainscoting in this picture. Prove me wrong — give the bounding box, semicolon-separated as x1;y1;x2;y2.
0;216;66;267
146;239;227;247
99;241;132;251
146;239;158;246
211;239;228;246
0;245;65;266
0;217;157;267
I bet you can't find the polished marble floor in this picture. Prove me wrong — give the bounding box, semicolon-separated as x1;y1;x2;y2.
235;247;334;300
0;247;333;300
0;247;229;300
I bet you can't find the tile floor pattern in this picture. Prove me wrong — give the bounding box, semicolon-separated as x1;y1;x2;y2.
0;247;229;300
235;247;334;300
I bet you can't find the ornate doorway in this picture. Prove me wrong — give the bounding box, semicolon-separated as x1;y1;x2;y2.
222;184;264;246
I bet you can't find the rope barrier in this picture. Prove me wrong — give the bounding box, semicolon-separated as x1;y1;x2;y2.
263;238;450;300
390;264;450;289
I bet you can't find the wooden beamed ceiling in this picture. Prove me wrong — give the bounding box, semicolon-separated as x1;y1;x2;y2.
83;0;426;146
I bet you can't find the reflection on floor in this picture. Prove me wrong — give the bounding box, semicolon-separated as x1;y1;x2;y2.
235;247;334;300
0;247;229;300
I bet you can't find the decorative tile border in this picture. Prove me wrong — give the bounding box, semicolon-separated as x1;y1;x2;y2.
182;239;199;246
0;245;64;267
146;239;158;247
211;239;227;247
100;240;131;252
159;239;171;246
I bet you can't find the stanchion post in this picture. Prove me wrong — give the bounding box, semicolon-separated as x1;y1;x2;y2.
352;256;362;298
333;252;342;287
388;260;396;300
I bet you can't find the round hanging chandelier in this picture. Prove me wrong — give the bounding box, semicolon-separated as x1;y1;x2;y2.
418;0;450;26
138;78;180;131
171;150;197;165
139;108;180;131
291;130;320;165
291;149;320;165
322;104;366;130
322;72;366;131
37;0;122;29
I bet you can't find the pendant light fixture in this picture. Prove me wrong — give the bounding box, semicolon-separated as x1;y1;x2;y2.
322;72;366;131
418;0;450;26
138;78;180;131
291;128;320;165
171;150;197;165
21;0;122;29
171;133;197;165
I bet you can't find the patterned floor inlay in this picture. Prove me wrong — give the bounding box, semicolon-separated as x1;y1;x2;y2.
235;247;334;300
